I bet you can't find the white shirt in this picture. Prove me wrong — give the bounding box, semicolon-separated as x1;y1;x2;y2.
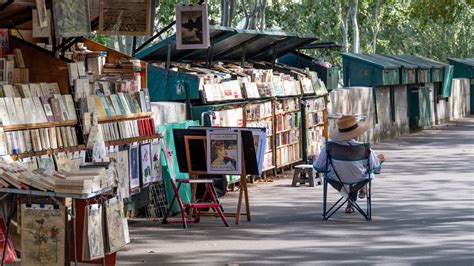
313;139;381;183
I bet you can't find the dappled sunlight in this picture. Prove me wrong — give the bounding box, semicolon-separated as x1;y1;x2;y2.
117;117;474;264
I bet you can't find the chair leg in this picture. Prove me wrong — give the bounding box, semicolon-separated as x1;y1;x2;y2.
308;169;315;187
323;179;328;219
209;184;230;227
292;170;299;187
367;181;372;221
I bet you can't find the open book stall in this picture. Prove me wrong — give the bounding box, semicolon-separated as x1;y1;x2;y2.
136;27;330;176
0;0;159;264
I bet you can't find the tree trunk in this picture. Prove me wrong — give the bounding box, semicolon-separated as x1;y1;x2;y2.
227;0;235;26
371;0;381;53
351;0;359;53
258;0;267;30
241;0;258;29
337;1;351;53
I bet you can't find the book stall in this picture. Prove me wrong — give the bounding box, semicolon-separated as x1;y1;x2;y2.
0;1;160;264
137;27;330;176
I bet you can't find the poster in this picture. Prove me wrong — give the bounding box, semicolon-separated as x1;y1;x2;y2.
116;149;130;199
176;3;210;50
21;204;65;266
0;218;16;263
150;140;162;183
83;204;104;261
140;143;151;187
206;130;241;175
104;197;126;254
129;145;140;191
99;0;152;36
52;0;91;38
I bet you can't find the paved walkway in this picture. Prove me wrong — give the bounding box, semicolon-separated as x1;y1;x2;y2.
117;116;474;265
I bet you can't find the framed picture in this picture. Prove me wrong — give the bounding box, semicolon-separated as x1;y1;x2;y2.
140;143;151;187
206;130;242;175
99;0;153;36
32;9;52;38
116;149;130;199
129;145;140;191
176;3;210;50
52;0;91;38
150;140;162;183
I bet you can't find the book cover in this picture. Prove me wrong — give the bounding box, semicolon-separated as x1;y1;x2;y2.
4;97;20;125
40;128;51;149
64;94;77;121
143;88;152;112
49;83;61;94
129;145;140;191
98;92;114;116
116;93;131;114
109;94;123;115
30;129;41;151
5;60;14;84
33;97;48;123
56;127;63;147
65;126;73;147
0;98;11;125
22;98;35;123
93;95;107;118
14;97;26;124
23;130;33;152
2;84;15;97
29;83;43;97
18;84;32;97
49;98;62;121
135;91;147;113
40;83;50;96
49;127;58;149
124;93;136;113
13;48;26;68
60;127;68;147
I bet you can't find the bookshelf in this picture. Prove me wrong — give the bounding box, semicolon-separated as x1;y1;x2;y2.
11;144;86;160
98;112;153;123
274;96;302;168
3;120;78;132
104;133;161;147
244;99;275;172
302;95;328;161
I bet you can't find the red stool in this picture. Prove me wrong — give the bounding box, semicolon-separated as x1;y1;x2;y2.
162;178;229;228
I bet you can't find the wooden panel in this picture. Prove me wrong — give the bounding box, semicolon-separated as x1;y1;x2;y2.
9;37;70;94
82;38;147;88
98;112;153;123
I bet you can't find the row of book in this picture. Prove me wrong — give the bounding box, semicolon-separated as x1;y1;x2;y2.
276;144;301;166
3;126;78;154
276;112;301;133
210;108;245;127
246;120;273;137
100;118;156;142
245;101;273;120
276;129;300;147
0;82;61;98
74;79;144;102
306;127;324;159
0;95;77;126
305;97;326;112
79;91;151;120
306;111;324;128
275;97;300;113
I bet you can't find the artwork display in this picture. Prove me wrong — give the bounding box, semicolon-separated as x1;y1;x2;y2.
21;204;66;266
33;9;51;38
99;0;152;36
82;204;105;261
206;130;241;175
37;155;55;170
251;129;267;174
129;145;140;191
116;149;130;199
104;197;127;254
176;3;210;50
150;140;162;183
35;0;49;27
52;0;91;38
140;143;151;187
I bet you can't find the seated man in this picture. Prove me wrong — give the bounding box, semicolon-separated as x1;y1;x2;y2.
313;115;385;214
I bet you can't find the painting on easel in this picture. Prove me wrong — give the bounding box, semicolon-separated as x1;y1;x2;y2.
206;130;242;175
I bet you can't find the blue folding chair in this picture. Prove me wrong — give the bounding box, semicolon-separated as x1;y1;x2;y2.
317;142;379;221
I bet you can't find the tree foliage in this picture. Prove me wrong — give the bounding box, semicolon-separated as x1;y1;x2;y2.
92;0;473;64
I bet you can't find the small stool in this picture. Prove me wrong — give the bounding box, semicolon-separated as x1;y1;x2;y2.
292;164;320;187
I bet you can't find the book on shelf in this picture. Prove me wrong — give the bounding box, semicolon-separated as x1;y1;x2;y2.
13;49;26;69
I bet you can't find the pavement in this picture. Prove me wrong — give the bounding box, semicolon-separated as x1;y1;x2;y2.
117;116;474;265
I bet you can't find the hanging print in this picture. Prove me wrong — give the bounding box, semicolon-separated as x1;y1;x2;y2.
206;130;242;175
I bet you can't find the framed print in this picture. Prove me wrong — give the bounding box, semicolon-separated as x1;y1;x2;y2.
36;0;49;27
206;130;241;175
129;145;140;191
176;3;210;50
99;0;153;36
52;0;91;38
82;204;104;261
21;204;65;266
150;140;162;183
116;149;130;199
33;9;52;38
300;77;315;95
139;143;151;187
104;197;126;254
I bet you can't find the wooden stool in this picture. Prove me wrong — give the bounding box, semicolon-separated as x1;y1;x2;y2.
292;164;320;187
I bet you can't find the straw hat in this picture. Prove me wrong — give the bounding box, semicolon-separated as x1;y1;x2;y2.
331;115;369;141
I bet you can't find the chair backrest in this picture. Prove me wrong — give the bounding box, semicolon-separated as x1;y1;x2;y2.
325;142;372;183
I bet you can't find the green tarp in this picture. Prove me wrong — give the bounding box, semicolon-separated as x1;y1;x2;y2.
441;65;454;97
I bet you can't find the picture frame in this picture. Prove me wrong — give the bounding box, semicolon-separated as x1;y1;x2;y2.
52;0;91;38
129;144;140;191
139;143;151;187
150;140;162;183
33;9;52;38
176;3;210;50
206;130;242;175
99;0;153;36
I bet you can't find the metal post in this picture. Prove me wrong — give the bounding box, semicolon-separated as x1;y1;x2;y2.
72;199;78;266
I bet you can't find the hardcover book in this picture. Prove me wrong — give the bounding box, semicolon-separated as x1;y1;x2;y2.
13;97;26;124
49;98;63;121
33;97;48;123
4;97;18;124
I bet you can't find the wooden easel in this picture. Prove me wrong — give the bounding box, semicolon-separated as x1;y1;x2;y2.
184;135;251;224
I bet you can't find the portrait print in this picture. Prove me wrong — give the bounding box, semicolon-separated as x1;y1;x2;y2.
206;131;241;175
176;4;210;50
